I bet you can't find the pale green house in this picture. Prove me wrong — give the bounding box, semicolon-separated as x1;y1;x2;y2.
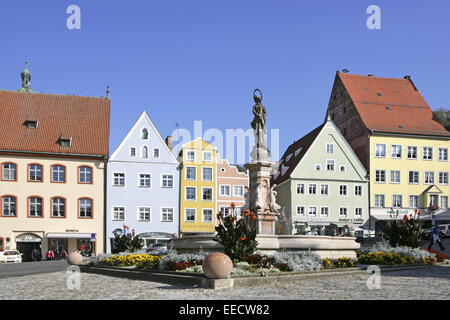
272;118;369;235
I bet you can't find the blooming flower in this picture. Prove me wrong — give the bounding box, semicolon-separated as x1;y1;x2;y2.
240;237;246;241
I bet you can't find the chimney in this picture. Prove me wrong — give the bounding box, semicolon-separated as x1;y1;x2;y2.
165;136;173;151
404;75;418;91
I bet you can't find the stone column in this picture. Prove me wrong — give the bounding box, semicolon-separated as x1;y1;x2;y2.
245;161;280;235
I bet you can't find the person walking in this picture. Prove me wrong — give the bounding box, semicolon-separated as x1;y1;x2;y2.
428;225;446;251
46;249;55;261
60;247;68;260
31;248;39;262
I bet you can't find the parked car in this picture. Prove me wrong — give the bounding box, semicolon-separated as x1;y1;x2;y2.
439;224;450;237
147;243;169;255
0;250;22;264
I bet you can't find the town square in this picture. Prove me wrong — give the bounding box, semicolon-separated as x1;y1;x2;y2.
0;0;449;312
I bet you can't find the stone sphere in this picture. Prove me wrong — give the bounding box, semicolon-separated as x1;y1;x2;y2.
67;251;84;265
202;252;233;279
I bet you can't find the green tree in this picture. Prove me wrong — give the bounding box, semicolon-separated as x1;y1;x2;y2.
433;108;450;131
111;231;144;254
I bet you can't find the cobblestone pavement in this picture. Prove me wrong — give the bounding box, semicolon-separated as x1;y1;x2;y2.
0;265;449;300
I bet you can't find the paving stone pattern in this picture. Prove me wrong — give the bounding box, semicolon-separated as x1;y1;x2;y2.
0;265;448;300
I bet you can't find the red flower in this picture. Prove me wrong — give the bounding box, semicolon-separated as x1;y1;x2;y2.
240;237;246;241
402;215;408;223
230;202;236;209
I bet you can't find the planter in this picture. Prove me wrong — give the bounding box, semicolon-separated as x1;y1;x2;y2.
67;251;83;265
202;252;233;279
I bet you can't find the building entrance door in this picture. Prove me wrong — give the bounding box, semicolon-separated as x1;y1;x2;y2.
15;233;42;262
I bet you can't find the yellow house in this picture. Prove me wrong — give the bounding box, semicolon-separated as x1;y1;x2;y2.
178;138;217;235
0;65;110;260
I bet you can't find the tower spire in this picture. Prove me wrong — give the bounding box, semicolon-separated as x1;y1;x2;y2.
18;59;34;93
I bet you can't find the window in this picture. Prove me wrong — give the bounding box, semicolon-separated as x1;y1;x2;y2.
202;188;213;201
186;151;195;162
423;147;433;160
139;174;151;188
408;171;419;184
375;144;386;158
407;146;417;159
51;165;65;183
339;185;348;196
355;208;363;218
203;151;212;162
339;207;348;217
220;185;231;196
392;195;402;208
439;172;448;185
355;185;362;196
340;165;346;172
220;206;230;216
113;173;125;187
79;166;92;184
29;164;43;182
391;145;402;158
28;197;43;217
308;184;317;195
326;144;334;154
296;184;305;194
2;163;17;181
202;167;213;181
153;148;160;158
441;196;449;209
113;207;125;221
138;207;151;222
375;170;386;183
390;170;401;184
186;187;196;201
142;146;148;159
51;198;65;218
308;207;317;217
438;148;448;161
409;195;419;208
186;167;196;180
375;194;385;208
161;175;174;188
2;196;16;217
424;172;434;184
202;209;213;222
161;208;173;222
79;199;93;218
141;128;148;140
296;206;305;216
320;207;329;217
233;186;244;197
326;160;335;171
185;208;196;222
320;184;328;196
315;164;321;171
24;120;38;128
130;147;136;157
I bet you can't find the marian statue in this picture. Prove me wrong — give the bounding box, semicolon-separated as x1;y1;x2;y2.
251;89;270;162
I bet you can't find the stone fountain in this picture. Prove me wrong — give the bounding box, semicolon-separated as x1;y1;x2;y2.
173;89;360;259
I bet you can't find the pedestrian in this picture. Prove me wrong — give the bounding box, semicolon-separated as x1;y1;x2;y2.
46;249;55;261
60;247;67;260
31;248;39;262
428;225;446;251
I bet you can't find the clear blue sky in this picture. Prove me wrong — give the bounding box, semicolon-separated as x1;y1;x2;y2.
1;0;449;163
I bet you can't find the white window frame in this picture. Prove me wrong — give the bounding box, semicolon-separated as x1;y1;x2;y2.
422;147;433;161
186;150;195;162
161;174;174;189
51;198;66;218
407;146;417;160
375;144;386;158
320;206;329;217
113;173;125;187
201;167;213;182
202;208;213;223
153;148;160;158
296;206;305;216
141;146;149;159
374;194;385;208
339;207;348;218
354;185;363;197
219;206;231;216
161;207;174;222
233;185;244;197
354;207;363;219
220;185;231;197
129;147;136;157
391;145;402;159
339;184;348;196
202;187;213;202
320;184;329;196
375;169;386;183
112;206;125;221
408;171;419;184
389;170;401;184
326;159;335;171
315;164;321;171
441;196;449;209
296;183;305;195
184;208;196;222
138;173;151;188
409;195;420;209
308;184;317;195
438;172;448;185
326;143;334;154
438;148;448;161
185;186;197;201
202;151;213;163
392;195;402;208
308;206;317;217
424;171;434;185
137;207;151;222
185;166;197;181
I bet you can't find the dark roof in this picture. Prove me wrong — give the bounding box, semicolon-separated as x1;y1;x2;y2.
272;123;324;185
337;73;450;136
0;90;110;157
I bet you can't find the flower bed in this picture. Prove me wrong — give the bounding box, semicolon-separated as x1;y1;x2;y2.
98;254;162;269
357;243;441;265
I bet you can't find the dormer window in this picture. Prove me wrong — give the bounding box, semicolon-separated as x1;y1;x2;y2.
24;120;38;128
57;138;72;147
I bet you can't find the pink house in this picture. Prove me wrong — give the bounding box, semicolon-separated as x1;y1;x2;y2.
217;157;249;218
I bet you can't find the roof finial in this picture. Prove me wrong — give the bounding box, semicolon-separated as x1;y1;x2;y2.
18;58;34;93
106;85;110;99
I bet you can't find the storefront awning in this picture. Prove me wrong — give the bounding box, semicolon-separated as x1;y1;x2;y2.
419;209;450;221
46;233;94;240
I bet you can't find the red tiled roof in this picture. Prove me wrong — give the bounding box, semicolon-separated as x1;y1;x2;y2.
271;123;324;185
338;73;450;136
0;90;110;157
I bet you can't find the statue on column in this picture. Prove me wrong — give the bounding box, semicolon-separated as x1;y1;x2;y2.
250;89;270;162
